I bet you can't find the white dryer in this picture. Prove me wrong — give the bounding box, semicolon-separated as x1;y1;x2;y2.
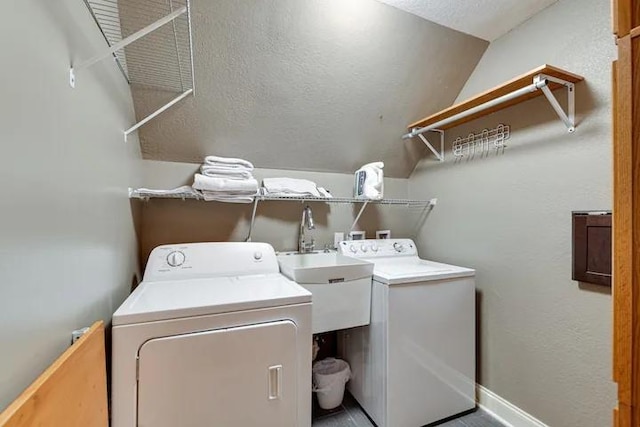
338;239;476;427
111;242;312;427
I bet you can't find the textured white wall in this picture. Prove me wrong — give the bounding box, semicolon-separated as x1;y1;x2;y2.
138;160;420;265
0;0;141;410
133;0;488;178
409;0;615;425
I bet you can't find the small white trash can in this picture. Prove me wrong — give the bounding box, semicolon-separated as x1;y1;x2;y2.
312;358;351;410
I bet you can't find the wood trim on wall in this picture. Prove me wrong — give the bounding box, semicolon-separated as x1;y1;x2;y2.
613;37;633;409
0;321;108;427
613;16;640;424
613;0;640;37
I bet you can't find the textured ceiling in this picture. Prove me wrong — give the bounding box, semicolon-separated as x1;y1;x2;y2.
133;0;488;178
376;0;559;41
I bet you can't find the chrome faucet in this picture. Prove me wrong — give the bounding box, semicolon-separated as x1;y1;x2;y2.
299;205;315;253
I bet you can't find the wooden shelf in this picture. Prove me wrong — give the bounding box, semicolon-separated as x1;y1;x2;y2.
408;65;584;131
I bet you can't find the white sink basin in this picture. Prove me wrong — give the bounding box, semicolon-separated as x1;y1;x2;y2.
277;253;374;333
277;252;373;284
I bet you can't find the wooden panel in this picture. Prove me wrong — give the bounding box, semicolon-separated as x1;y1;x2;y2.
614;36;633;412
614;0;632;37
614;1;640;37
616;403;632;427
572;213;612;286
407;65;584;131
0;322;108;427
631;34;640;424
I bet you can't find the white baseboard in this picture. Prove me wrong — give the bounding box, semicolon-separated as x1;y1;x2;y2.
476;384;549;427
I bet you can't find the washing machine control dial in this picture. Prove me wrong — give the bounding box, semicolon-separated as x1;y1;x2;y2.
393;242;405;253
349;244;358;254
370;244;379;253
167;251;186;267
360;244;368;253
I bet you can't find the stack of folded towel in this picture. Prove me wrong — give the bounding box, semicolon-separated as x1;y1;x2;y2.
262;177;332;198
192;156;258;203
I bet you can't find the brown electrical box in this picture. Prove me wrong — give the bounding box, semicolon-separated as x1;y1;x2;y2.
572;211;612;286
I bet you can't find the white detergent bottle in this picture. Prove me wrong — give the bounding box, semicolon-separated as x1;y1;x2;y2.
354;162;384;200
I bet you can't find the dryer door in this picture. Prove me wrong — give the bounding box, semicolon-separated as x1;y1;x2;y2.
137;320;298;427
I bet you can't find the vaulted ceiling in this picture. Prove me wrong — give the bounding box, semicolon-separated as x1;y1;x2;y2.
376;0;559;41
132;0;491;178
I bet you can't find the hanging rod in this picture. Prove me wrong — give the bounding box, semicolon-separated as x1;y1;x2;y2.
403;77;550;140
401;66;583;153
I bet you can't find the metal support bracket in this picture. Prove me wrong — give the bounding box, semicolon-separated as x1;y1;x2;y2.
350;201;369;232
417;130;444;162
123;88;193;142
534;74;576;132
70;6;187;88
245;197;261;242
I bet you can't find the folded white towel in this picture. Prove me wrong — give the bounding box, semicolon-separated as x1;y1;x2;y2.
204;155;254;171
201;192;255;203
200;165;254;180
193;174;258;194
132;186;200;198
318;187;332;198
263;189;333;199
262;178;324;198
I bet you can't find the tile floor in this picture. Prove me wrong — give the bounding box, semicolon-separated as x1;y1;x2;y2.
312;393;506;427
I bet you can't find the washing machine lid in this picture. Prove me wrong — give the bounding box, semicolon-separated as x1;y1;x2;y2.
369;257;475;285
113;273;311;326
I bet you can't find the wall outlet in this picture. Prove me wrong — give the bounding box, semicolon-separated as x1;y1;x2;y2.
71;327;90;344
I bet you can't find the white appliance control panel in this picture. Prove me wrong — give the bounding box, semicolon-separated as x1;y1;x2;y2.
338;239;418;258
144;242;279;281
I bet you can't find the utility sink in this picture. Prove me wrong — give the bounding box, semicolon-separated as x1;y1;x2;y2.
277;252;373;284
277;253;374;334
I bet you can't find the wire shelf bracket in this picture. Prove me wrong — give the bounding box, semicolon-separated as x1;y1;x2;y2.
72;0;195;142
402;68;580;158
124;88;193;141
417;130;445;162
70;6;187;89
534;74;575;133
129;187;438;242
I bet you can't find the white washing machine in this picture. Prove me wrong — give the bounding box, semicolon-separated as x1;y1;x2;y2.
338;239;476;427
111;242;312;427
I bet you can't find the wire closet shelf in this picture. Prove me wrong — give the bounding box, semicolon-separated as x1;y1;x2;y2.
128;188;433;208
74;0;195;139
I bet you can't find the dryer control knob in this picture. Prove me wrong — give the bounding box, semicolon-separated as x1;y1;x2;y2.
167;251;185;267
370;244;379;252
254;251;263;260
393;242;405;253
349;244;358;254
360;244;368;253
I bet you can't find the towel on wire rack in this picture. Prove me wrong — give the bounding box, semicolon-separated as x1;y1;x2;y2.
200;192;255;203
204;155;254;171
200;165;254;180
132;186;201;198
262;178;332;198
262;188;333;199
193;174;259;194
317;187;332;198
